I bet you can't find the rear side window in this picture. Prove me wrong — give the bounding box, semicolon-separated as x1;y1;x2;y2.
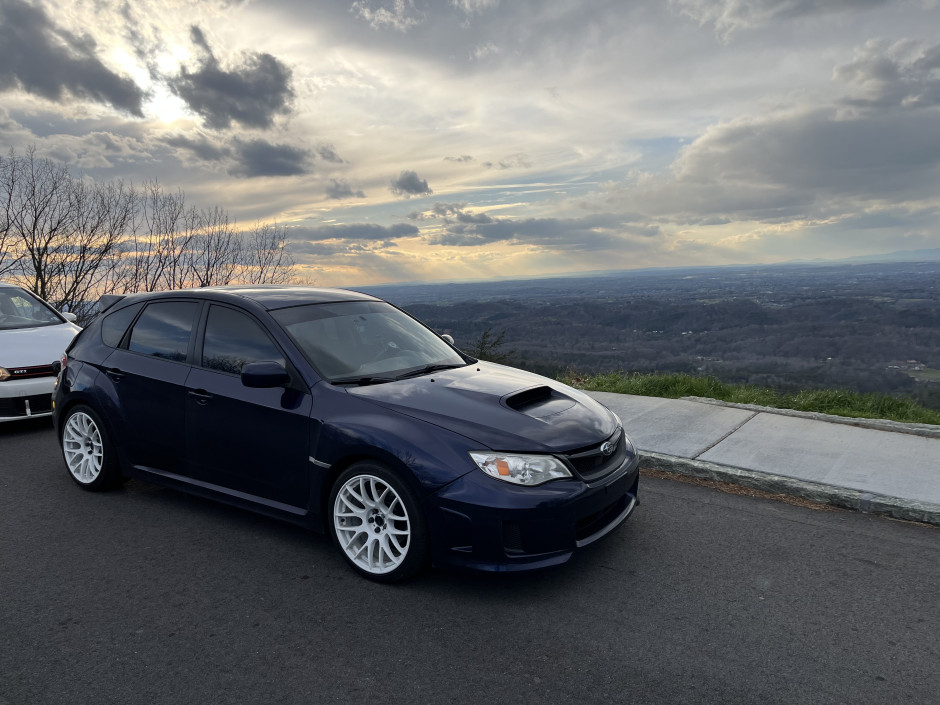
201;305;285;375
101;303;144;348
128;301;200;362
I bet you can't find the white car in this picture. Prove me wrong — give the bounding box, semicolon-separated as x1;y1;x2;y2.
0;283;81;422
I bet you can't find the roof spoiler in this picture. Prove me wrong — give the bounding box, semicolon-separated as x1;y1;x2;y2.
98;294;126;313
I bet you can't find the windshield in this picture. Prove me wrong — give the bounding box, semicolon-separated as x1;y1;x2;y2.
0;288;64;330
271;301;467;381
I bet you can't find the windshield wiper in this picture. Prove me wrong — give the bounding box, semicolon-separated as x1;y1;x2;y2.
395;363;467;380
330;375;398;386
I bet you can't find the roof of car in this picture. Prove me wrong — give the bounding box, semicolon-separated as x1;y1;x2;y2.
201;285;380;308
100;285;380;313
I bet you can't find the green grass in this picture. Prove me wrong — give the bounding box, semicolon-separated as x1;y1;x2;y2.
560;371;940;426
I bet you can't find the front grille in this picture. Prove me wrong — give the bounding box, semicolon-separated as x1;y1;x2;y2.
4;364;58;380
562;428;628;482
0;394;53;418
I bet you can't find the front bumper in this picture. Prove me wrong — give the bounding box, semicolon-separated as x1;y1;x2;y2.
428;451;640;572
0;377;55;422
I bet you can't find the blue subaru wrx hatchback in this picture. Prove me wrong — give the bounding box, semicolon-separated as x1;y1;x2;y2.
53;286;639;582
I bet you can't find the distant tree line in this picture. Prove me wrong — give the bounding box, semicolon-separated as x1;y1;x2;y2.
1;147;295;322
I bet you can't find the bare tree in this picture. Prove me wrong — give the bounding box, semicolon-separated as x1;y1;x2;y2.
0;149;137;320
239;221;295;285
121;180;190;292
3;147;298;311
0;152;20;278
188;206;241;287
51;178;135;319
3;147;73;301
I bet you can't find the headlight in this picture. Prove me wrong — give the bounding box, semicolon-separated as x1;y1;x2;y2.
0;367;9;382
469;452;572;486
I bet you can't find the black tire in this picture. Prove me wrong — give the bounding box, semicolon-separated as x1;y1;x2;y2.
329;461;429;583
60;404;123;491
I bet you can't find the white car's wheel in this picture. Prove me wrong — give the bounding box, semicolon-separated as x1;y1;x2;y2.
330;462;428;582
61;405;123;491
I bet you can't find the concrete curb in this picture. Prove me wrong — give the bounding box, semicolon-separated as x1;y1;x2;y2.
681;397;940;440
640;450;940;527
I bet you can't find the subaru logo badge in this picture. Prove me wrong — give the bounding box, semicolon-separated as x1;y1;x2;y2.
600;441;616;456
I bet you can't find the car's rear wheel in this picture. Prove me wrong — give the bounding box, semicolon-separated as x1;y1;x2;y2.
61;405;123;491
330;462;429;583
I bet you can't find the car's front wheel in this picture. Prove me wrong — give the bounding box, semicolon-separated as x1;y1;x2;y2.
329;462;429;582
60;405;123;491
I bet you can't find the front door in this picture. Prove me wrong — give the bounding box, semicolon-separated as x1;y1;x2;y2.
185;304;312;509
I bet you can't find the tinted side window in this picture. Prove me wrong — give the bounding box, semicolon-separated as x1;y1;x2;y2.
201;305;285;375
101;302;144;347
128;301;199;362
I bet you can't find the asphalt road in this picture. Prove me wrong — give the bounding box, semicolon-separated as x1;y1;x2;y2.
2;419;939;705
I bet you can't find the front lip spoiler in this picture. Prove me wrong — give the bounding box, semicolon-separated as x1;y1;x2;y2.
574;492;638;548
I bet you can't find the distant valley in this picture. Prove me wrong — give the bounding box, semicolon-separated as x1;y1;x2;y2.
360;259;940;410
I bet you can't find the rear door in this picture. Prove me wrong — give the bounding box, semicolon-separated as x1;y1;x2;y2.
101;299;201;474
185;304;313;509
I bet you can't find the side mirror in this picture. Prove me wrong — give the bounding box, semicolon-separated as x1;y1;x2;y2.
61;312;78;322
441;334;455;346
241;360;290;388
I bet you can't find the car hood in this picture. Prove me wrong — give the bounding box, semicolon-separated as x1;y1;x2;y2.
347;362;619;452
0;323;81;367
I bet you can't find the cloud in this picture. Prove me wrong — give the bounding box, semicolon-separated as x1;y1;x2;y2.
471;42;499;61
170;25;294;130
351;0;425;32
287;223;419;242
390;170;433;197
457;210;494;224
0;0;145;116
326;179;366;199
290;241;396;257
408;202;463;220
481;152;532;170
671;0;889;38
26;128;157;170
427;213;657;250
229;139;310;177
317;144;345;163
407;203;483;221
451;0;501;14
163;134;231;162
835;39;940;110
161;133;310;177
607;105;940;226
417;202;494;223
444;155;474;163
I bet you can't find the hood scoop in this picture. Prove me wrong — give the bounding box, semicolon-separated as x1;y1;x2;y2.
503;385;577;419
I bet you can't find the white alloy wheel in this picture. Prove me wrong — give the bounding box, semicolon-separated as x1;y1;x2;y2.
333;473;412;575
60;405;122;491
63;411;104;484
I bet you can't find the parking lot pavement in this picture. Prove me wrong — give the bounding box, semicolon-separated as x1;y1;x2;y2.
3;419;940;705
589;392;940;525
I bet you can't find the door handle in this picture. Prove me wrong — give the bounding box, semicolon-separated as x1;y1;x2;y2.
104;367;125;382
188;389;213;405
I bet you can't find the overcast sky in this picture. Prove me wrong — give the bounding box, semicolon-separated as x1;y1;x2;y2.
2;0;939;286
